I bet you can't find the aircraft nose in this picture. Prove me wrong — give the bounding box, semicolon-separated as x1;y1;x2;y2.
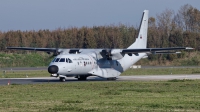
48;65;59;74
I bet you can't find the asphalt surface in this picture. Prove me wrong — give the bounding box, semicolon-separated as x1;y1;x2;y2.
0;66;200;85
0;75;200;85
1;66;200;71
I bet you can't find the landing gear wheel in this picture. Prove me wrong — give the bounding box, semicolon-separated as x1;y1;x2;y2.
78;76;87;81
59;77;66;82
107;77;117;81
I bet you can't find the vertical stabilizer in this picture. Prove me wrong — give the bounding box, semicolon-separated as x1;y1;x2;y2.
128;10;149;49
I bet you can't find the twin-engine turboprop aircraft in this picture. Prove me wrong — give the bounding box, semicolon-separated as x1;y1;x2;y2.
7;10;193;81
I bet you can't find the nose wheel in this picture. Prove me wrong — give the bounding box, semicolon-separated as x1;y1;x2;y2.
59;77;66;82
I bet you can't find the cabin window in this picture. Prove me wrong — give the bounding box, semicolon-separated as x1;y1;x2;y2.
59;58;65;62
55;58;60;62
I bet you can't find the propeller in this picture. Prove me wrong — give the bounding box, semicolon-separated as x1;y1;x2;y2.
53;48;61;56
101;49;125;60
102;49;112;60
106;49;112;60
46;36;62;58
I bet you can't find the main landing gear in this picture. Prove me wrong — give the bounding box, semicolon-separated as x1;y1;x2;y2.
77;76;87;81
59;77;66;82
59;76;88;82
107;77;117;81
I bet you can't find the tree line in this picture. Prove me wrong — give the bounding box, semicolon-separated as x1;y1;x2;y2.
0;4;200;62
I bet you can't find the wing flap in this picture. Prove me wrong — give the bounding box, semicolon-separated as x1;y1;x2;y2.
154;51;181;54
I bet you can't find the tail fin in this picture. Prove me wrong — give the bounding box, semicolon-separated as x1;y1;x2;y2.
128;10;149;49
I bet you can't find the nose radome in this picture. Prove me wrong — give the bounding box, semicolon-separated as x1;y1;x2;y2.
48;65;59;74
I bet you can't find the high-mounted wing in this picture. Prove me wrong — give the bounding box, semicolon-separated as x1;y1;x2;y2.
122;47;193;54
6;47;83;56
98;47;193;60
6;47;64;56
6;47;193;59
6;47;57;52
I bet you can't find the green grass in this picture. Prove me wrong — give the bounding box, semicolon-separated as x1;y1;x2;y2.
0;70;49;78
0;80;200;111
0;52;53;67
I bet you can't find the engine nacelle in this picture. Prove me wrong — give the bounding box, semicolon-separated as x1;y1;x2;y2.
111;49;125;60
100;49;125;60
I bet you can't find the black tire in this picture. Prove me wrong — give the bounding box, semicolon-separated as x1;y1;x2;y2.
78;76;87;81
59;77;66;82
107;77;116;81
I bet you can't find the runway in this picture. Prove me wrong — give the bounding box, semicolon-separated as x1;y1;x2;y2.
1;66;200;71
0;75;200;85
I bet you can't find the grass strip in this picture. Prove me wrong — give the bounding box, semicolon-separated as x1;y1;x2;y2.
0;70;49;78
0;80;199;111
122;67;200;75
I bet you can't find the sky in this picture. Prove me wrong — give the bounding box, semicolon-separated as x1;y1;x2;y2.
0;0;199;31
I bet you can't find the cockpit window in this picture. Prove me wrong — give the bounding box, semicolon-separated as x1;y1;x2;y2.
55;58;60;62
52;58;56;62
66;58;68;63
65;58;73;63
68;58;73;63
59;58;65;62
